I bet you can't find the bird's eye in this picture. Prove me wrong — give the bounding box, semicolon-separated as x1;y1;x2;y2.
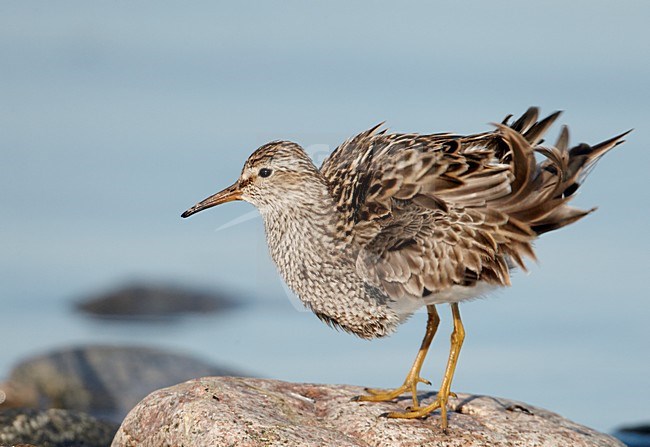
258;168;272;178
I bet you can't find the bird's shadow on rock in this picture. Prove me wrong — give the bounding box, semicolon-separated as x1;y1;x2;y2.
391;392;511;415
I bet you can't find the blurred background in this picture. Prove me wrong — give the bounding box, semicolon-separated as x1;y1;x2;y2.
1;0;648;436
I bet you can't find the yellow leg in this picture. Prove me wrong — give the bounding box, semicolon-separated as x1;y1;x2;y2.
385;303;465;430
353;305;440;409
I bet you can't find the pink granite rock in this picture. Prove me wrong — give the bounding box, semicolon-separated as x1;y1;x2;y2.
112;377;623;447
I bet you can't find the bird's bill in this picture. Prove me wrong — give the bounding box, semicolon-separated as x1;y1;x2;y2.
181;182;242;218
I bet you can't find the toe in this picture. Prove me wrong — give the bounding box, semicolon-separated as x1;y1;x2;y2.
364;387;385;395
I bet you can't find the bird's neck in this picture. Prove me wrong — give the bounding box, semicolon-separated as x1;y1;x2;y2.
262;180;343;263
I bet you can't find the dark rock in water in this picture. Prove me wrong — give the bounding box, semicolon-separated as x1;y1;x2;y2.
613;423;650;447
75;282;236;319
0;345;242;423
112;377;625;447
0;408;118;447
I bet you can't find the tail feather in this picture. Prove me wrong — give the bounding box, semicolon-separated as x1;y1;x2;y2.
530;206;594;235
525;110;563;145
567;130;631;188
509;107;539;135
556;125;570;152
496;109;629;236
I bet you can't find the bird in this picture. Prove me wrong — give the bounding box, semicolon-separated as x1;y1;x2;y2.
181;107;629;429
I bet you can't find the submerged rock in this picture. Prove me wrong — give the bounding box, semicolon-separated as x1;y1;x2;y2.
112;377;624;447
0;345;242;423
0;408;118;447
613;422;650;447
75;282;236;319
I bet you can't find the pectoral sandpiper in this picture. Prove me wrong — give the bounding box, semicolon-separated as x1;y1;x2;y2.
182;108;628;429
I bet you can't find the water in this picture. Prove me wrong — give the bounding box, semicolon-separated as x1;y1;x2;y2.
1;0;649;434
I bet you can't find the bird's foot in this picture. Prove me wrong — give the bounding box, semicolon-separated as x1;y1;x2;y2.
352;375;431;409
381;390;456;430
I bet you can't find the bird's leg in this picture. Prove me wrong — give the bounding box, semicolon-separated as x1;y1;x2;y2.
385;303;465;430
353;305;440;409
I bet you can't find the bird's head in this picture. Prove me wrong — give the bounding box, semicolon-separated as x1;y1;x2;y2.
182;141;324;218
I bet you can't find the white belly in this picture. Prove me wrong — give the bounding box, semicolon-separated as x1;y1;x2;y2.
389;281;500;320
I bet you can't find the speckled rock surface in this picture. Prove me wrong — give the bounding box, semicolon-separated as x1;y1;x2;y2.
112;377;624;447
0;408;118;447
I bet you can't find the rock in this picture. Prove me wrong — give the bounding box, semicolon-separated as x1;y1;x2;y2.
613;422;650;447
112;377;624;447
0;408;118;447
0;345;242;423
75;282;236;319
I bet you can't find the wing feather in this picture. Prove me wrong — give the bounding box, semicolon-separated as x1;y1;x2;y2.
320;108;628;302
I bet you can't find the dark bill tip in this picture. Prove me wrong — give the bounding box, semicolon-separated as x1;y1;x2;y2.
180;182;242;219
